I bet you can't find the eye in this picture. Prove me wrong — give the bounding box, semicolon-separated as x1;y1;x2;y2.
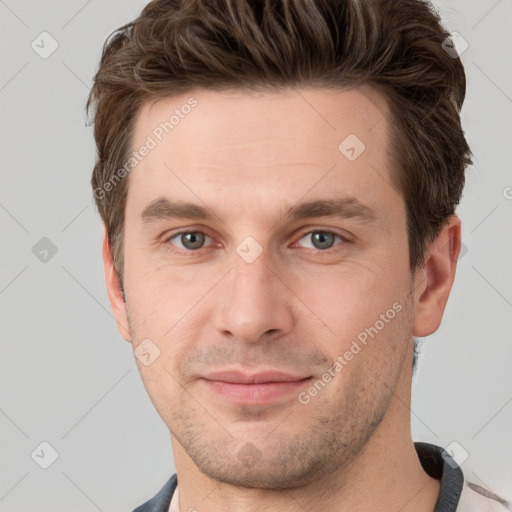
167;231;212;251
296;231;344;250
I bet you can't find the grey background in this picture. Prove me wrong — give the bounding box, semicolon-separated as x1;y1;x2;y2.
0;0;511;510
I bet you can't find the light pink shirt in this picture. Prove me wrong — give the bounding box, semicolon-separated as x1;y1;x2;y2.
168;484;180;512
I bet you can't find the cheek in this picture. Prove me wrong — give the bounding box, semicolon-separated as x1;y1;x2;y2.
124;248;221;336
135;359;183;426
289;260;410;345
321;295;414;410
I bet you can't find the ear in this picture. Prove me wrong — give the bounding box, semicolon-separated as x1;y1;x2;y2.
412;215;461;337
102;226;132;342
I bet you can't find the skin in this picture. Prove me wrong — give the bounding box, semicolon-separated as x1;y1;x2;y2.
103;86;461;511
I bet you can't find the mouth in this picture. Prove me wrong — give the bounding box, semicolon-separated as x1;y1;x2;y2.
200;370;313;404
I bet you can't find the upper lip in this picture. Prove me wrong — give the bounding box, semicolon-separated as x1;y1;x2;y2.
202;370;310;384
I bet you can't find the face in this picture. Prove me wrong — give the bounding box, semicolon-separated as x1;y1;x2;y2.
107;87;445;489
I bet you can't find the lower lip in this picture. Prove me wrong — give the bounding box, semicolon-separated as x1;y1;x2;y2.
202;378;311;404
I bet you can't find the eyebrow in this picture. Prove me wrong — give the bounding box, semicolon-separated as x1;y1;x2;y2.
140;196;377;224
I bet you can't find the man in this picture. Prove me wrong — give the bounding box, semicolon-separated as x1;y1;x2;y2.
87;0;506;510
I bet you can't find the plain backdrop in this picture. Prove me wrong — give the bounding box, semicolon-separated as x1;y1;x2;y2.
1;1;511;510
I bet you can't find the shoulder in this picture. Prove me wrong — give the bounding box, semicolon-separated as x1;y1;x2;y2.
132;474;178;512
458;479;509;512
414;442;509;512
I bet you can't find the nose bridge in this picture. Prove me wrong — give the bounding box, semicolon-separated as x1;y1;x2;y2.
214;245;294;343
232;252;273;306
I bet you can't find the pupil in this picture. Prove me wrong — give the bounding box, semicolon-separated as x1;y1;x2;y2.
313;232;334;249
183;232;204;249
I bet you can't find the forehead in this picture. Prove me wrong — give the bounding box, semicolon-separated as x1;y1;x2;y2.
126;86;400;220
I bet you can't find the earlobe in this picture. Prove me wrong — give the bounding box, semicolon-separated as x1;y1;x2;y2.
101;227;132;342
412;216;461;337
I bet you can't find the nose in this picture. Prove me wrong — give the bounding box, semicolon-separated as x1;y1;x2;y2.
213;249;295;344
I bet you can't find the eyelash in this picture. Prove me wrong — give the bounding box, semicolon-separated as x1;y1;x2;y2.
163;229;348;255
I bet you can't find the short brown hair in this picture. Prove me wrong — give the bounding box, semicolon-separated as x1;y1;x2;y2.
87;0;472;291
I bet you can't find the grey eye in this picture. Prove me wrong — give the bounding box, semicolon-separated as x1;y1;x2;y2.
298;231;341;250
174;231;207;250
311;232;335;249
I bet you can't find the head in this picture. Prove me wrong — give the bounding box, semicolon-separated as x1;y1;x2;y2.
88;0;471;489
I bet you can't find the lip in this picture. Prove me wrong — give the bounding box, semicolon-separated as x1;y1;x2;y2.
201;370;312;404
203;370;308;384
